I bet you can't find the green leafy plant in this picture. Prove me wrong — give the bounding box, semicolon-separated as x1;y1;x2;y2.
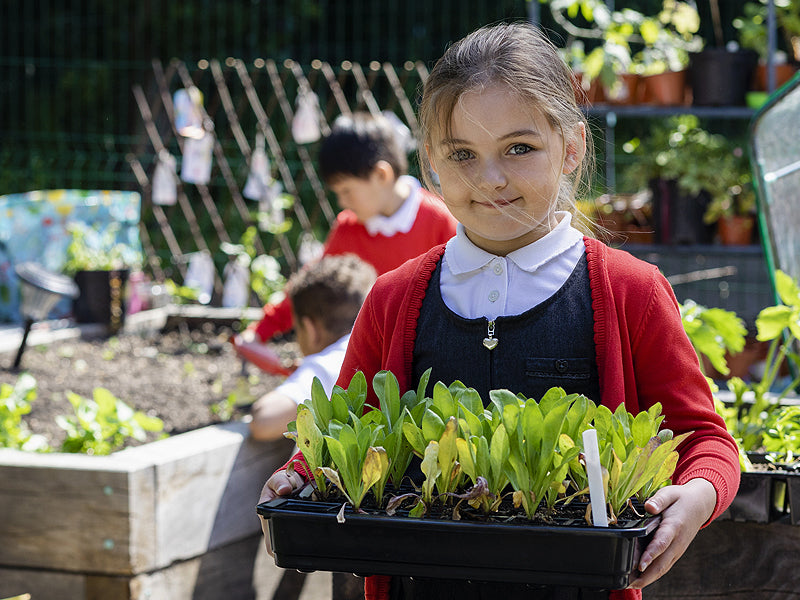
734;0;800;62
63;221;143;276
593;403;690;521
761;405;800;465
621;116;756;225
288;369;683;526
549;0;702;92
320;419;388;512
0;373;49;452
717;271;800;455
57;387;165;455
680;300;748;379
500;387;582;518
680;270;800;469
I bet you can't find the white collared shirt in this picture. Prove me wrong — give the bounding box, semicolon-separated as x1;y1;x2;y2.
276;334;351;405
440;213;585;321
364;175;422;237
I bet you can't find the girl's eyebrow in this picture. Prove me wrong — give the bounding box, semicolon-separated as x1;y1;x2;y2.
441;129;541;146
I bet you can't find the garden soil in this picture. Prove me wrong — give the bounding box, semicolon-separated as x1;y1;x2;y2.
0;321;300;451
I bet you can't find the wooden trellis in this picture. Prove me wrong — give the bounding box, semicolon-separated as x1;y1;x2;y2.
129;57;429;298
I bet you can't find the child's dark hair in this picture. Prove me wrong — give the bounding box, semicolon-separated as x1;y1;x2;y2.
287;254;377;339
318;112;408;184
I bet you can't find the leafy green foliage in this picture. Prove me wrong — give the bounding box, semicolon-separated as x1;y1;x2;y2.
63;222;142;276
0;373;49;452
762;405;800;465
681;270;800;470
292;369;683;524
621;116;756;224
57;387;164;455
593;403;689;520
680;300;747;378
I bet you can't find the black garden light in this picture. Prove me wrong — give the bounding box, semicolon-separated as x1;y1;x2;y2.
12;262;79;370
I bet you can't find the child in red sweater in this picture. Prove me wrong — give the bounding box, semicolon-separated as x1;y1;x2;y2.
259;23;740;600
234;111;456;368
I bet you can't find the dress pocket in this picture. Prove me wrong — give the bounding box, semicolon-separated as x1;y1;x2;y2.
525;357;592;381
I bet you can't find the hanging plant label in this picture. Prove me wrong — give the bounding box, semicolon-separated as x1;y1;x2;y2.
180;132;214;185
152;152;177;206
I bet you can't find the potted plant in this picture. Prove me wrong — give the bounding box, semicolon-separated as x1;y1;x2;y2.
621;115;730;244
63;221;143;331
551;1;703;105
734;1;799;94
682;270;800;523
692;142;757;246
257;369;689;587
587;192;655;246
632;0;704;105
688;0;759;106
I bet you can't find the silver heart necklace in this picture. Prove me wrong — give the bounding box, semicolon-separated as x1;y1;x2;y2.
483;319;498;350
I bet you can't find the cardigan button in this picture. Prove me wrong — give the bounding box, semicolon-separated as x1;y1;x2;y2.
555;359;569;373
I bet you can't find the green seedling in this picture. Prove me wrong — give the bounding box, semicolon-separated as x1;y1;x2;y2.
285;402;329;497
593;402;689;521
320;414;388;511
57;387;164;455
369;369;431;503
0;373;49;452
502;388;581;518
713;270;800;458
762;405;800;466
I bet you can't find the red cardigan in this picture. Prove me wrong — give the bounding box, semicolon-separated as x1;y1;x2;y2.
291;238;741;600
253;189;456;342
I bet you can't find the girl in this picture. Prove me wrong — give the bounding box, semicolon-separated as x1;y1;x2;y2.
260;21;740;600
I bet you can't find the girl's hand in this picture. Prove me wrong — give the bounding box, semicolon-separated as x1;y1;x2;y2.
258;469;306;504
627;477;717;590
258;469;306;556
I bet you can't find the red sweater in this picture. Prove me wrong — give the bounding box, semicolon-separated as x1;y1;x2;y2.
286;238;741;600
253;189;456;342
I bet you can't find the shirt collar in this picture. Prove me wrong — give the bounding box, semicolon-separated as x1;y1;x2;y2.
364;175;421;237
444;212;583;275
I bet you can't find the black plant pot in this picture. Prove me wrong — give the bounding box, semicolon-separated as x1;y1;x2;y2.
720;453;800;525
649;179;713;245
689;48;758;107
73;269;129;331
257;498;659;589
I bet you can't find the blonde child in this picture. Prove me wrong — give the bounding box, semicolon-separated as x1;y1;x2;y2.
260;22;740;600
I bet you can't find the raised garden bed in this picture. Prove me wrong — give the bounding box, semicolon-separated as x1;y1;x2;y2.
0;422;296;600
0;307;302;599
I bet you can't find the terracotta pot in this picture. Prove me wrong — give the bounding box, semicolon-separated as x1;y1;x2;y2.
571;72;605;105
717;215;755;246
753;63;798;92
641;70;688;106
605;73;641;105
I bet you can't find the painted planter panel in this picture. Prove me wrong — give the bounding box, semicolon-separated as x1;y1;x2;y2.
257;498;659;590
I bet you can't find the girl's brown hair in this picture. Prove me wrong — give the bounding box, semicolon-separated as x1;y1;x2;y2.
418;21;594;222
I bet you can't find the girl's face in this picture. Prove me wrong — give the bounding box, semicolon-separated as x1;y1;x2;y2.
427;83;585;256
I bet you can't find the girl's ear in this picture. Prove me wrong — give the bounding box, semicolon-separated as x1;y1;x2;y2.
562;122;587;175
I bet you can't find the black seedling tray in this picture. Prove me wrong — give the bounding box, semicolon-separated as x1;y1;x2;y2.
257;498;660;589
